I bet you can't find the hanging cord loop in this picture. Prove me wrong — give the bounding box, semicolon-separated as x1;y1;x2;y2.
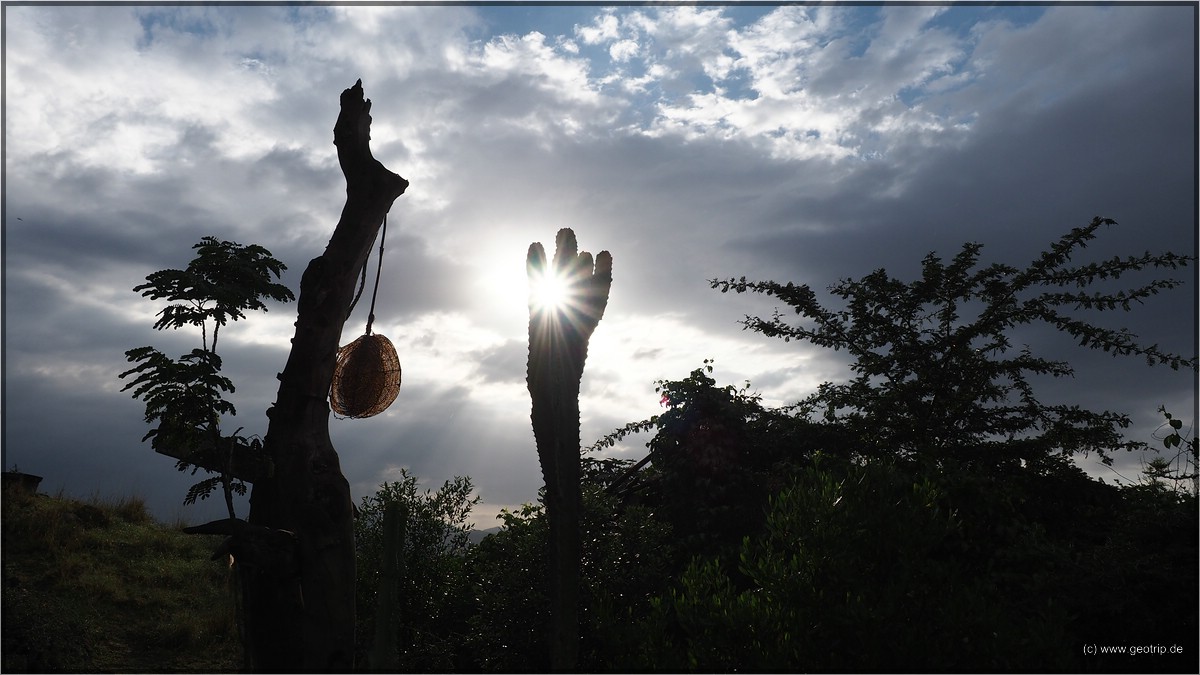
347;259;368;320
364;214;388;335
345;213;389;333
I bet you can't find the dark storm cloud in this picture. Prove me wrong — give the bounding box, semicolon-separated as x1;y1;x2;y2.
340;230;476;324
726;5;1195;288
7;163;218;271
246;145;337;196
471;339;528;385
328;380;540;507
3;345;249;524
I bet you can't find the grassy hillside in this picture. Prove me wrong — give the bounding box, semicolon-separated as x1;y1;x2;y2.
2;485;242;673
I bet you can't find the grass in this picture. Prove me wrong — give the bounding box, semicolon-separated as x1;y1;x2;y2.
2;485;243;673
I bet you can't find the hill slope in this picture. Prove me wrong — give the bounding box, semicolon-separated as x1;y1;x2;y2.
2;486;242;672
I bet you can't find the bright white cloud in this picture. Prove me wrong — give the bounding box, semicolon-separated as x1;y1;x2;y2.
609;39;639;63
552;4;984;163
478;31;598;103
576;11;619;45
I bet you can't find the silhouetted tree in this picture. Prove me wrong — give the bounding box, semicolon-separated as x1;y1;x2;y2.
237;79;408;672
711;217;1196;469
120;236;293;518
461;469;674;673
590;361;846;567
354;471;479;672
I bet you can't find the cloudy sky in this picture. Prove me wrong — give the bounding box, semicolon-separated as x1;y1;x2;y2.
3;2;1196;528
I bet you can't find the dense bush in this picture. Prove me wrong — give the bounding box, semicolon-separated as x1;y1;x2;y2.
353;470;479;672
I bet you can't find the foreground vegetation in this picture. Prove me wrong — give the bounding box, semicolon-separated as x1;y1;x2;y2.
350;384;1196;674
1;486;241;672
5;426;1194;673
351;218;1196;673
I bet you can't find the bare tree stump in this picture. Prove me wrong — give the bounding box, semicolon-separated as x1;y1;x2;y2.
241;79;408;672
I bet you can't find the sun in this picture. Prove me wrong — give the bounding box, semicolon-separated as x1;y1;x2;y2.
530;268;571;312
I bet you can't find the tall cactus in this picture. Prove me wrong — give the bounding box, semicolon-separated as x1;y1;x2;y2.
526;228;612;672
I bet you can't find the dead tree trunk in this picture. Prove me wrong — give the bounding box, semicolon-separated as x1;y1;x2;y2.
241;79;408;672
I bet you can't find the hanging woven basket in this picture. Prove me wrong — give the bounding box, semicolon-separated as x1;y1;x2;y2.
330;332;401;418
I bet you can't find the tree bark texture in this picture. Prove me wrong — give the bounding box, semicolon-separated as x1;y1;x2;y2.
526;229;612;672
243;79;408;672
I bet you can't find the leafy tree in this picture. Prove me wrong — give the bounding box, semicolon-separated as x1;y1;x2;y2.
119;237;293;518
602;437;1194;674
576;483;676;672
591;360;848;569
463;502;551;672
1145;406;1198;498
673;217;1199;672
1072;489;1198;673
711;217;1196;468
133;236;293;354
354;471;479;672
462;469;675;673
636;458;1082;673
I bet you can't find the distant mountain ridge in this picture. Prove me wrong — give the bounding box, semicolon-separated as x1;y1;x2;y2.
467;526;502;545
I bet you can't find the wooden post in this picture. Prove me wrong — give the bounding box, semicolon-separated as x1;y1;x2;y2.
240;79;408;672
369;501;406;672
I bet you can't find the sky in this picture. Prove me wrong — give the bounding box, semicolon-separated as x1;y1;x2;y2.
3;2;1197;528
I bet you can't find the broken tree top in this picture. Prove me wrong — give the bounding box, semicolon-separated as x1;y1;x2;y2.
334;79;409;197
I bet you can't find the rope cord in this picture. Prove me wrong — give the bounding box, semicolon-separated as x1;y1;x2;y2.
364;214;387;335
347;257;368;320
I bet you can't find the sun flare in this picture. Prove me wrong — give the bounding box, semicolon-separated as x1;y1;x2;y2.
531;268;571;312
